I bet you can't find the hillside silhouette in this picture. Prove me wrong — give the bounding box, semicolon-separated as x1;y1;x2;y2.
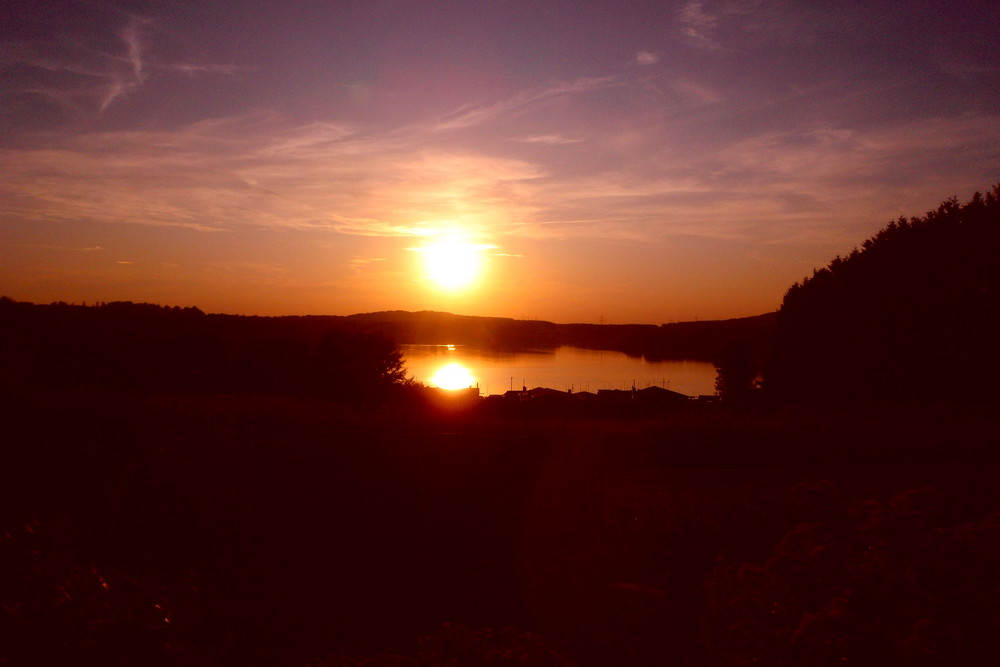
340;310;776;362
768;186;1000;403
0;299;406;404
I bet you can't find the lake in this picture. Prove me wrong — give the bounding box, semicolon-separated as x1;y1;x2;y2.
400;344;717;397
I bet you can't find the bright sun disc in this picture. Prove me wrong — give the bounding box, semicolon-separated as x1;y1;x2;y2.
422;239;482;290
430;362;476;390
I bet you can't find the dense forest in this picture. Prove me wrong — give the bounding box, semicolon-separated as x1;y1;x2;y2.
767;186;1000;403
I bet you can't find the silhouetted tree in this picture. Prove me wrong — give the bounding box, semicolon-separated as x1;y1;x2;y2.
714;342;759;403
308;330;407;403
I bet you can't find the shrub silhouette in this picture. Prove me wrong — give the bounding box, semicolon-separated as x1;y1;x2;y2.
704;483;1000;666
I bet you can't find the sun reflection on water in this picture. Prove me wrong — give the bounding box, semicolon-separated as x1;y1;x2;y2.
430;362;476;390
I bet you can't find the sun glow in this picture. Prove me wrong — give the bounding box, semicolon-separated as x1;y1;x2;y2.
430;362;476;390
420;238;487;290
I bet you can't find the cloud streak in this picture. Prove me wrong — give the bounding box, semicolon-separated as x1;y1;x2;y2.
636;51;659;66
2;103;995;254
677;1;724;51
517;134;584;145
0;114;543;239
430;77;619;131
3;13;239;119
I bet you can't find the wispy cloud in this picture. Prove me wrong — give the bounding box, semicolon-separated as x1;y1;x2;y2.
4;13;240;119
122;19;148;82
169;63;246;75
671;80;723;105
636;51;659;66
431;77;618;131
1;77;996;255
675;0;770;52
0;114;544;239
512;111;1000;246
516;134;584;145
24;243;105;252
98;16;152;112
677;1;723;51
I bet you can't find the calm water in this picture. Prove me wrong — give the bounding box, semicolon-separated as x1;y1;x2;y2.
400;344;717;397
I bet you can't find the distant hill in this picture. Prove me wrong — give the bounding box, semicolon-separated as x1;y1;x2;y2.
0;299;776;395
767;186;1000;402
339;309;777;362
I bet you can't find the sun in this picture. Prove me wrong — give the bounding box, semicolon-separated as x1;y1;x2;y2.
421;238;485;290
430;362;476;390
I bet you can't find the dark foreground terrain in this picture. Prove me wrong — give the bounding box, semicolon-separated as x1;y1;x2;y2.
5;188;997;665
3;388;998;666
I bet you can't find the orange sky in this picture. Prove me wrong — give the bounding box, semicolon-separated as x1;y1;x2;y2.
2;2;998;323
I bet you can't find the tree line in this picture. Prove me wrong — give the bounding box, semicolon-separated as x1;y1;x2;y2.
0;298;406;404
765;186;1000;403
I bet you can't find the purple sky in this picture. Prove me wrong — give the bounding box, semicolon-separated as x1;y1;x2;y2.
2;0;998;322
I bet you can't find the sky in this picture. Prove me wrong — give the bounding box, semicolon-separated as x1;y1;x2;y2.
2;0;998;323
